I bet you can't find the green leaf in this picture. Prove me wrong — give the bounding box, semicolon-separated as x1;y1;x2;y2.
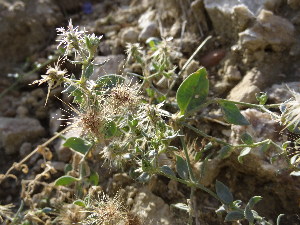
71;89;84;104
88;171;99;186
161;165;176;177
176;68;209;115
176;155;189;180
238;147;252;163
55;175;79;186
224;211;245;221
83;64;94;79
248;196;262;209
64;164;72;174
104;120;117;138
260;143;270;153
218;101;250;125
73;199;86;207
256;92;268;105
95;74;125;92
218;145;232;159
215;180;233;204
42;207;53;213
240;133;253;144
194;152;202;162
63;137;92;155
244;205;255;223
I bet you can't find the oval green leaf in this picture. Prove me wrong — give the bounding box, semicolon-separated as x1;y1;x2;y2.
161;165;176;178
84;64;94;79
176;155;189;180
95;74;125;92
244;205;254;223
218;101;250;125
176;68;209;115
73;199;86;207
238;147;252;163
248;196;262;209
63;137;92;155
215;180;233;205
55;175;79;186
218;145;232;159
225;211;245;221
104;120;117;138
88;171;99;186
241;133;253;144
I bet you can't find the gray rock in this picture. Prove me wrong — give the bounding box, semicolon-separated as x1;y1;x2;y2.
227;68;264;103
0;0;63;74
91;55;126;80
203;0;281;39
229;109;287;179
266;82;300;103
138;22;159;42
55;127;81;162
288;0;300;9
0;117;45;155
121;27;139;44
239;10;295;52
131;188;175;225
138;10;156;29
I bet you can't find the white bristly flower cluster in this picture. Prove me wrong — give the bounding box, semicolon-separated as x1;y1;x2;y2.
280;88;300;131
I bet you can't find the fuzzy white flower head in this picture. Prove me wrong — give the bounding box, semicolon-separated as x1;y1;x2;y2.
280;87;300;130
56;19;86;56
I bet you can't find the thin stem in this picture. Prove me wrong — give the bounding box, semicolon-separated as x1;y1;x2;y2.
166;36;212;96
183;122;229;146
158;170;220;201
216;98;281;119
0;126;73;184
183;122;283;151
0;55;59;99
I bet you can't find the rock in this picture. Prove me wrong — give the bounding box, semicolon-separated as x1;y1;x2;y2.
121;27;139;44
138;22;159;42
194;158;222;186
0;117;45;155
239;10;295;52
55;127;81;162
49;109;62;135
182;60;199;79
224;65;242;82
19;142;32;158
169;20;181;38
229;109;287;179
90;55;126;80
16;105;29;117
131;188;175;225
138;10;156;29
0;0;63;74
266;82;300;103
51;161;66;172
227;68;264;103
203;0;282;39
288;0;300;10
190;0;209;35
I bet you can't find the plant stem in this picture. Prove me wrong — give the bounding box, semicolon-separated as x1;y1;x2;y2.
183;122;283;151
166;36;212;96
0;55;59;100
